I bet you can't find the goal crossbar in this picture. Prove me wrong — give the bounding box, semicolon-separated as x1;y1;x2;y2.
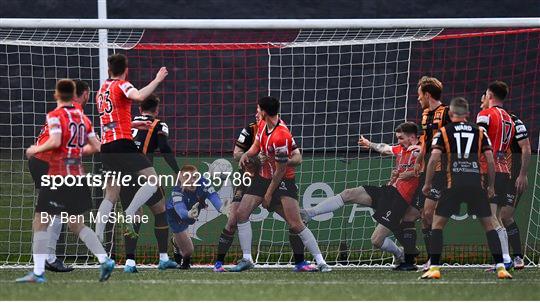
0;18;539;29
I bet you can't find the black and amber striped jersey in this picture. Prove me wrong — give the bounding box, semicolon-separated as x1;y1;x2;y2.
132;115;169;155
235;121;258;151
432;121;492;189
506;112;529;179
235;121;259;177
420;104;451;166
131;114;179;173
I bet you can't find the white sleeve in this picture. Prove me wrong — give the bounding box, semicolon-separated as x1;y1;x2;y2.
119;81;135;98
476;114;490;125
47;115;62;134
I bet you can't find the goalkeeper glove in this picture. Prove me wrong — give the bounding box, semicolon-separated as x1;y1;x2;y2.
188;202;200;219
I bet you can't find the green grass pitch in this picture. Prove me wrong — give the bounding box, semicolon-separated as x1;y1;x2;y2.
1;267;539;300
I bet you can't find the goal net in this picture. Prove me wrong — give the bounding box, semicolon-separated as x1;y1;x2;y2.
0;23;538;267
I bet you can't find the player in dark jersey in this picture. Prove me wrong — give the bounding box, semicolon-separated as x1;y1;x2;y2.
119;94;180;272
230;96;330;272
17;79;115;283
131;94;179;173
302;122;421;271
95;54;176;270
27;79;90;273
502;113;531;269
421;97;512;280
477;81;516;268
414;76;450;271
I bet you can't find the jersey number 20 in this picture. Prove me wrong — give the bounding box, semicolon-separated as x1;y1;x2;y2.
67;122;87;148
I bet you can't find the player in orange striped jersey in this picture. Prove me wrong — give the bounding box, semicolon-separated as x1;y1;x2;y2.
477;81;516;268
94;54;177;270
478;81;531;269
26;80;91;273
18;79;114;283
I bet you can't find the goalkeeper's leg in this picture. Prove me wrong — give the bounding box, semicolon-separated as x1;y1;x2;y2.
173;231;194;270
281;196;331;272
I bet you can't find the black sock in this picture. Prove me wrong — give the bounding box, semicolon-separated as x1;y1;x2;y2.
217;228;235;263
289;230;305;265
125;222;141;261
397;221;418;264
429;229;443;266
422;228;432;258
486;229;503;264
154;212;169;253
182;256;191;267
505;222;523;258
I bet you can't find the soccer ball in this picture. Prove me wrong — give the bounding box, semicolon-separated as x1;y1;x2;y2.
207;158;233;180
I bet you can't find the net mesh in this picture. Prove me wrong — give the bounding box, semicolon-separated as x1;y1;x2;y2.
0;27;538;267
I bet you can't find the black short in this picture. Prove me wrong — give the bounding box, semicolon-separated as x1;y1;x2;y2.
436;186;491;218
100;139;152;174
28;157;49;189
233;172;254;203
491;173;516;207
245;175;298;211
36;184;92;215
415;171;445;209
118;176;163;210
364;185;409;231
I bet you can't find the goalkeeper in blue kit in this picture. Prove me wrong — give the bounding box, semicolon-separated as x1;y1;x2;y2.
167;165;231;269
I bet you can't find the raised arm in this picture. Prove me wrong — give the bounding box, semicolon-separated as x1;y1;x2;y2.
126;67;168;102
358;135;393;156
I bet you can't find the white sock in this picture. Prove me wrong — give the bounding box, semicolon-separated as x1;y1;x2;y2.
381;237;402;258
237;221;253;262
496;227;512;263
79;226;107;263
125;183;158;218
32;231;48;276
298;227;326;265
306;194;344;218
46;216;62;263
125;259;136;267
95;199;114;242
159;253;169;262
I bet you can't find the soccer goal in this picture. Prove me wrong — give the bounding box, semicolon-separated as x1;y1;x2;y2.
0;18;539;267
